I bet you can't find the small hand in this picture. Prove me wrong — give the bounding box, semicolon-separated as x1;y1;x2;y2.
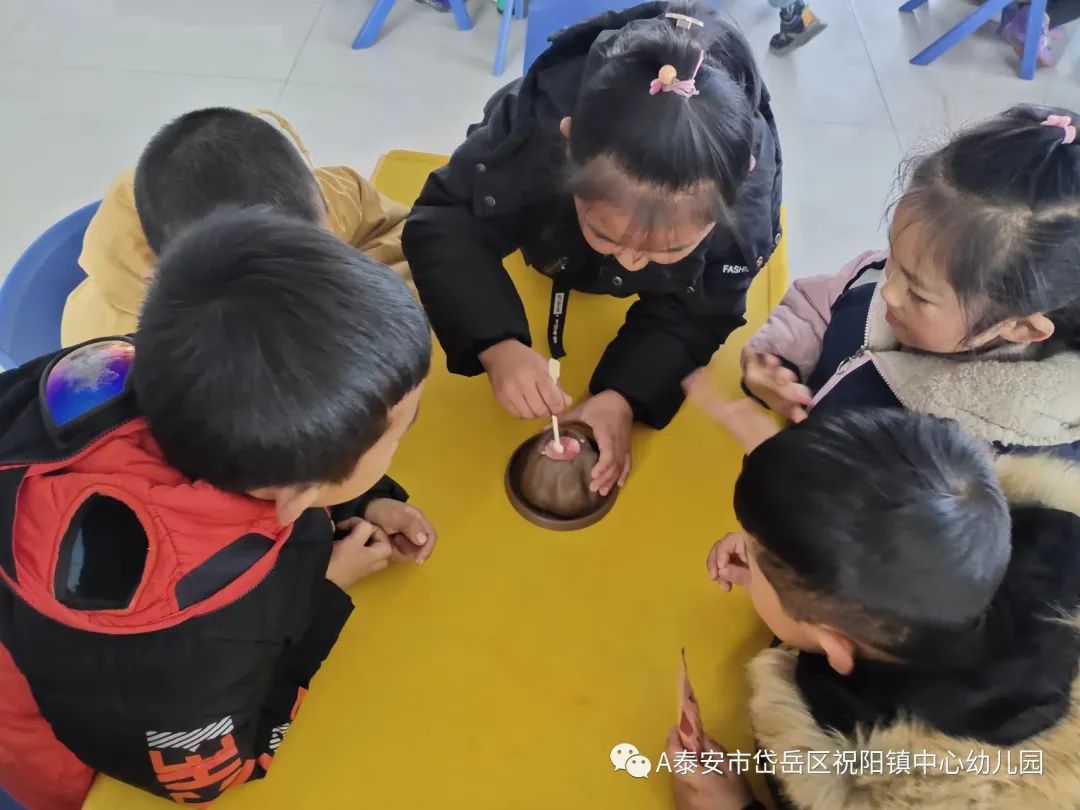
742;352;811;423
326;518;392;589
563;390;632;496
479;340;572;419
667;729;757;810
705;532;751;593
363;499;438;564
683;369;781;455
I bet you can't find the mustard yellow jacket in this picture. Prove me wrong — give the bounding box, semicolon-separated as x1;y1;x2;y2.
61;164;410;347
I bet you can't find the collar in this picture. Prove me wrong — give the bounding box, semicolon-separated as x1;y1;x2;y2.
866;285;1080;448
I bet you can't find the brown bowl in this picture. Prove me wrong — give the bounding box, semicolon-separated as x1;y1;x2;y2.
504;422;619;531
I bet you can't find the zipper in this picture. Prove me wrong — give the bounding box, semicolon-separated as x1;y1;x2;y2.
810;302;907;410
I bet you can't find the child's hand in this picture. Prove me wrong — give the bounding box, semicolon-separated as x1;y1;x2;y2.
706;533;751;593
326;519;392;589
742;352;811;423
563;390;633;496
683;370;781;455
363;498;438;564
667;729;757;810
479;339;572;419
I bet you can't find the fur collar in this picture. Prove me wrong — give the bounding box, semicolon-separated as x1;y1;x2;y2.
748;454;1080;809
863;285;1080;449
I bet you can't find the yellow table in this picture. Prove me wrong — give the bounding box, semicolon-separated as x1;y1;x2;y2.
87;152;786;810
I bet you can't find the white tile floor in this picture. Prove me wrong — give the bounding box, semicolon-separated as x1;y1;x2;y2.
0;0;1073;279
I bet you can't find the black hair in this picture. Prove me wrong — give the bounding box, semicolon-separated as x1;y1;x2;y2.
734;409;1011;659
133;208;431;493
134;108;326;253
898;104;1080;350
566;1;760;235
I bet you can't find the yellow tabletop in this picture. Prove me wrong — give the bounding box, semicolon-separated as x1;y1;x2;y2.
87;152;786;810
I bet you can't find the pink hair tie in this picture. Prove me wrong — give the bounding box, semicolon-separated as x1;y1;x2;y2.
1042;114;1077;145
649;51;706;99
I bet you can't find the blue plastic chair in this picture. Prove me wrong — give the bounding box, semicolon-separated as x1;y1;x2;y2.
0;202;98;369
353;0;474;49
493;0;527;76
901;0;1048;80
522;0;642;72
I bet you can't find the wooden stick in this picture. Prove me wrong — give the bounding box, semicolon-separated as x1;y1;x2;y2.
548;358;563;452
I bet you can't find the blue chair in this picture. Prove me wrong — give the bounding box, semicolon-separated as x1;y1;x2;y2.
353;0;474;50
901;0;1048;80
0;202;98;369
493;0;527;76
523;0;642;72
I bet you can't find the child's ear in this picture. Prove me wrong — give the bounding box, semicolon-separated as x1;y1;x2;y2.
559;117;572;139
268;485;321;525
997;313;1055;345
811;626;858;675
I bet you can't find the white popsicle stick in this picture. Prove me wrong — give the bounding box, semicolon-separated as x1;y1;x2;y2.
548;358;563;452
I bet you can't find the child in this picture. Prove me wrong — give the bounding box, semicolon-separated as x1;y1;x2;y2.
767;0;826;54
0;210;434;809
61;107;410;346
671;402;1080;810
403;0;782;498
743;105;1080;459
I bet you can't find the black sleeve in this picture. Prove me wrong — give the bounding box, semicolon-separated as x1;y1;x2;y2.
591;260;758;429
402;91;532;377
328;475;409;525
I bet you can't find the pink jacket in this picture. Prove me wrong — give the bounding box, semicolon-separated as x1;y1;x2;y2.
744;250;885;381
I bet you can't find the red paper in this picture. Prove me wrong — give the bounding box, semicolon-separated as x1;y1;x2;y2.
678;648;705;753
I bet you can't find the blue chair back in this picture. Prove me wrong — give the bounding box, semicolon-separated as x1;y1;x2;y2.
523;0;645;72
0;202;99;369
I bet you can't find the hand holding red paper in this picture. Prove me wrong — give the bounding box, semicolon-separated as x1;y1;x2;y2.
678;649;706;754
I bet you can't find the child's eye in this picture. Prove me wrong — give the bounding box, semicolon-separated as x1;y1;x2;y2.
909;290;929;305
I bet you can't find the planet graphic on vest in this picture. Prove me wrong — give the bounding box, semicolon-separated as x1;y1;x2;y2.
505;423;618;530
44;339;134;427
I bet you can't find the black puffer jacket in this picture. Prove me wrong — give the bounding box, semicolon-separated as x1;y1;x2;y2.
403;2;782;428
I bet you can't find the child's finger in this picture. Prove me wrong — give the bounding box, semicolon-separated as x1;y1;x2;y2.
789;405;808;424
785;383;812;405
415;532;438;564
538;377;568;415
398;508;433;546
335;517;362;532
617;455;631;488
347;519;377;546
520;385;549;419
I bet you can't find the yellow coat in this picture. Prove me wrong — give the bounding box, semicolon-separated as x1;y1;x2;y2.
60;164;410;347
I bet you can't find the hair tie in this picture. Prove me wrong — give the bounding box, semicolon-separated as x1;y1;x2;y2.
1042;114;1077;145
649;51;706;99
665;12;704;31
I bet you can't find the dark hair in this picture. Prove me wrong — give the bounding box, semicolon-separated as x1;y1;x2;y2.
566;1;760;233
898;104;1080;349
734;409;1011;658
134;108;326;253
133;208;431;493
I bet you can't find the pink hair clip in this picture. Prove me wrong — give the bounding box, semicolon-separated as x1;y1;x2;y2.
1042;114;1077;145
649;51;706;99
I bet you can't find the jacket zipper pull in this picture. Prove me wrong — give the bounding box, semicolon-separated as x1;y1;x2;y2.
836;346;867;376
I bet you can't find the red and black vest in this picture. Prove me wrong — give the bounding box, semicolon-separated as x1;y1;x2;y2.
0;339;352;808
